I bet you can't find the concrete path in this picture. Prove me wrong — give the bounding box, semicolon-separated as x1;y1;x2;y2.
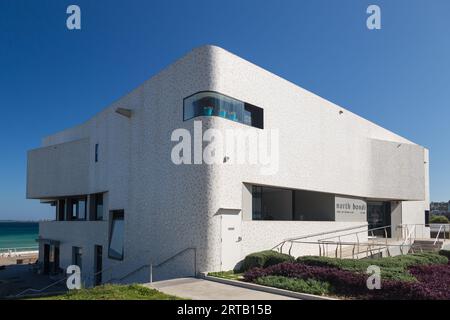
145;277;298;300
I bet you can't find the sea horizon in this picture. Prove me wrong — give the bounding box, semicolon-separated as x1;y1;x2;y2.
0;221;39;252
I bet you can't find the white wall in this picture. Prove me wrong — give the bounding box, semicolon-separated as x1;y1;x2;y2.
27;138;90;198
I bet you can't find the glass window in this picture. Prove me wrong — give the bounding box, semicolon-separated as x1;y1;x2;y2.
95;144;99;162
71;198;87;220
109;211;124;260
72;246;82;270
78;199;86;220
57;199;65;221
94;193;104;221
252;186;293;220
183;91;264;129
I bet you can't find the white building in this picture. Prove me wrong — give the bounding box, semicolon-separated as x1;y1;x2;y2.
27;45;429;285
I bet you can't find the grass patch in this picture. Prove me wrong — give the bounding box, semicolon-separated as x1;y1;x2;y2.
208;270;243;280
254;276;331;296
33;284;183;300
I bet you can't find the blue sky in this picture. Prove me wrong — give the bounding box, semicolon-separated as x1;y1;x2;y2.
0;0;449;220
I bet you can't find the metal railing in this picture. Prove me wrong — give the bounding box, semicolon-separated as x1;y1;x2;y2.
109;247;197;284
321;225;394;258
272;223;449;260
14;273;69;298
272;224;368;254
400;223;450;245
11;246;197;299
273;238;410;259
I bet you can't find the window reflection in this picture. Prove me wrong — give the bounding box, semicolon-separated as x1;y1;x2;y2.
109;211;124;260
184;91;263;129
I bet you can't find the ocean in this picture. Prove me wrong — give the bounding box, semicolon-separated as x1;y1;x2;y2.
0;222;39;252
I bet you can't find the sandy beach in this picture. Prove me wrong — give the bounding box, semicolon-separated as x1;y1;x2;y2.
0;251;38;266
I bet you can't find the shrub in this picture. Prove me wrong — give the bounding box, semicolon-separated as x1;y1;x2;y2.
254;276;331;296
407;263;450;299
438;250;450;260
296;253;448;281
244;262;368;296
239;250;294;272
430;215;450;224
244;260;450;299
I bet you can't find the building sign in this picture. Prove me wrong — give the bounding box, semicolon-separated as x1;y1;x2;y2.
335;196;367;222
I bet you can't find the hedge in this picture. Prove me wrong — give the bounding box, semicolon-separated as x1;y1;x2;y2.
438;250;450;260
239;250;294;272
296;253;448;281
430;215;450;224
244;261;450;299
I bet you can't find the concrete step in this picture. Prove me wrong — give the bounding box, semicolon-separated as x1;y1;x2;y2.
410;239;443;253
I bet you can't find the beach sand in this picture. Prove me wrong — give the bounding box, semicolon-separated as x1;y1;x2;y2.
0;251;38;266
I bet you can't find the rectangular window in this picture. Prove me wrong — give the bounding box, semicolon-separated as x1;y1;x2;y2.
183;91;264;129
71;197;87;220
251;185;335;222
72;246;82;270
95;143;99;162
57;199;66;221
252;186;293;220
94;245;103;286
108;210;124;260
94;193;104;220
425;210;430;227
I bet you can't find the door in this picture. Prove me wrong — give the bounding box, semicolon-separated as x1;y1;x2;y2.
94;245;102;286
43;244;50;274
221;212;242;271
367;202;391;237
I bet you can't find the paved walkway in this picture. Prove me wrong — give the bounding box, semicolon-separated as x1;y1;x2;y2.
145;277;297;300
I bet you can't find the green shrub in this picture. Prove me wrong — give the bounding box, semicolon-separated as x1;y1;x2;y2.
438;250;450;260
240;250;294;272
254;275;331;296
296;253;448;281
430;215;450;224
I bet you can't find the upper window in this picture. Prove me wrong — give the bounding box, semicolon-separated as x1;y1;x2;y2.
108;210;124;260
183;91;264;129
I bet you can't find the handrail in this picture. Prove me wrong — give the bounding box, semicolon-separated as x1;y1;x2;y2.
14;274;70;298
434;225;443;245
400;223;450;241
272;224;368;252
13;247;197;298
319;225;391;242
277;224;396;258
109;247;197;283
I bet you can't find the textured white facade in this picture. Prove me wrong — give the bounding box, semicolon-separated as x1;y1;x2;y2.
27;46;429;284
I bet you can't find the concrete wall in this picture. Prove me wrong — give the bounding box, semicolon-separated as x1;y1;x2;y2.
39;220;113;286
27;139;90;198
31;45;430;281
